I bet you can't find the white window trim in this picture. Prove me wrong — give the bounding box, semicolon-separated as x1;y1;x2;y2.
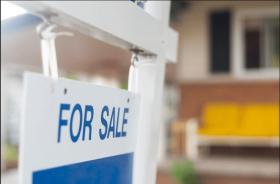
232;7;279;80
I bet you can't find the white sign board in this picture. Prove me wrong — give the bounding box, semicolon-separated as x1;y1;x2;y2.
19;73;140;184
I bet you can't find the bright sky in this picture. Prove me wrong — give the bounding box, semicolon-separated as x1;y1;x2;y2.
1;1;27;21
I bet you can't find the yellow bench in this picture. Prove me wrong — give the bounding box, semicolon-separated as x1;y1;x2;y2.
198;103;279;137
186;103;279;159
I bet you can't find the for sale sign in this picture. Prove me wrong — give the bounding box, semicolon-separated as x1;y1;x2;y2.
19;73;140;184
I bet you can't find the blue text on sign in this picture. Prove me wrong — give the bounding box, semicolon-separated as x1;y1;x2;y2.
57;103;129;143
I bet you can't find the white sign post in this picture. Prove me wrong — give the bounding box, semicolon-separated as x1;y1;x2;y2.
20;73;140;184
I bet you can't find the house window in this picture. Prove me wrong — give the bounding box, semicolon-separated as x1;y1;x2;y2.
233;8;279;79
244;17;279;70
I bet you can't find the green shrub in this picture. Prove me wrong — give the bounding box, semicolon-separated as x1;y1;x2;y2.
170;160;199;184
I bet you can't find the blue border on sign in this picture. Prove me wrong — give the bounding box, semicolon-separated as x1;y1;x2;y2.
32;153;133;184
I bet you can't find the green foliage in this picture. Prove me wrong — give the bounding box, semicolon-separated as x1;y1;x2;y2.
65;73;79;80
4;144;18;162
170;160;199;184
121;82;128;90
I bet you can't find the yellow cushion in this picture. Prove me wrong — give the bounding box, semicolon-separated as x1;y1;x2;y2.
199;103;239;135
202;103;239;128
236;104;279;136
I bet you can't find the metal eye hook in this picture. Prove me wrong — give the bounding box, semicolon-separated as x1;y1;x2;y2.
131;53;139;67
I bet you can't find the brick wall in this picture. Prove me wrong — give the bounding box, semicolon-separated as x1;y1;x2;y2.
178;81;279;121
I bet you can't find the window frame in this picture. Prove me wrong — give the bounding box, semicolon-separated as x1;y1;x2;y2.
232;7;279;80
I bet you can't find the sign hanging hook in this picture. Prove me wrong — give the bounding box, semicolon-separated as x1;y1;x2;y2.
128;48;156;92
128;50;141;92
36;19;74;79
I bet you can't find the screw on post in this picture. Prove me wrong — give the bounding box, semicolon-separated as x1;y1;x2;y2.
134;0;147;9
130;47;156;67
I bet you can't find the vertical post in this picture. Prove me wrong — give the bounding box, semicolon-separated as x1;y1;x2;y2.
130;2;171;184
1;68;7;172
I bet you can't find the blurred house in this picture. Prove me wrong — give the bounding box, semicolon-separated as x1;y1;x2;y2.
162;1;279;183
172;1;279;123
